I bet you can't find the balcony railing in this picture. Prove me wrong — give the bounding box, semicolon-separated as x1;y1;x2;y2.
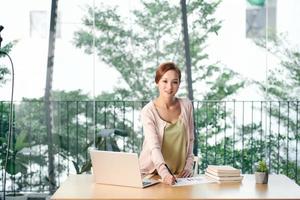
0;100;299;194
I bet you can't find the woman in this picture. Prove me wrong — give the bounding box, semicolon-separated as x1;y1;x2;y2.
139;62;194;185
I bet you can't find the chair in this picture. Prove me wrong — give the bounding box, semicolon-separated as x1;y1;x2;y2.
193;156;200;175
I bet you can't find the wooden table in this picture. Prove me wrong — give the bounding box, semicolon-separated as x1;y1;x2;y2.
51;174;300;199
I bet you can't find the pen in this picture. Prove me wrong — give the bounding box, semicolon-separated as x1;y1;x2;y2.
164;164;177;183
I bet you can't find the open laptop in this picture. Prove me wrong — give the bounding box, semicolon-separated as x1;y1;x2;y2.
89;149;159;188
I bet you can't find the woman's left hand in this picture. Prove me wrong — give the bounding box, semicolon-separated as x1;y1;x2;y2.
177;169;192;178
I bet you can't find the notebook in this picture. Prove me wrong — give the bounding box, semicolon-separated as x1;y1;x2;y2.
89;149;159;188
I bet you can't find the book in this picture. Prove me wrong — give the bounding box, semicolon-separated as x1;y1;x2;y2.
206;168;240;177
205;172;243;182
215;179;243;183
207;165;241;174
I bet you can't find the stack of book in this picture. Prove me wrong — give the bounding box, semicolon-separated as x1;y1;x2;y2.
205;165;243;183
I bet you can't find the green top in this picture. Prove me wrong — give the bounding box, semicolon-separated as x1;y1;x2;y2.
161;118;187;174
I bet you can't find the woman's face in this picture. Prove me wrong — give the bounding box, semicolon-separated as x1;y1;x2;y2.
157;70;180;98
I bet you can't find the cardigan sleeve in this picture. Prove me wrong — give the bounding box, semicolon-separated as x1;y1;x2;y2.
140;107;169;179
184;99;195;171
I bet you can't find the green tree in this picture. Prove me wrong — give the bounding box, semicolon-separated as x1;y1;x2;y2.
9;89;137;190
44;0;59;193
73;0;246;157
1;0;250;192
73;0;243;101
0;41;16;87
15;90;92;191
254;32;299;101
0;41;26;192
254;32;300;182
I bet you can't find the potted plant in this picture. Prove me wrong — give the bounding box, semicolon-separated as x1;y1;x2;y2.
255;160;269;184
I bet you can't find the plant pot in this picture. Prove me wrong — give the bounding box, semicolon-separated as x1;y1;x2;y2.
255;172;268;184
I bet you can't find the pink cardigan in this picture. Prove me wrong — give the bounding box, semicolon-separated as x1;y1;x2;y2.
139;98;194;179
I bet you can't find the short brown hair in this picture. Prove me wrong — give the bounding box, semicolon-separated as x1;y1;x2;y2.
155;62;181;84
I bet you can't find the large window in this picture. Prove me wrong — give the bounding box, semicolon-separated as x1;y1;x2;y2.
1;0;300;193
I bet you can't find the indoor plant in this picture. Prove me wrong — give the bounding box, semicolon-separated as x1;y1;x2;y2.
255;160;269;184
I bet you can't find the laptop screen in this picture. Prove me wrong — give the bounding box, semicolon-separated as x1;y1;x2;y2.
89;149;146;188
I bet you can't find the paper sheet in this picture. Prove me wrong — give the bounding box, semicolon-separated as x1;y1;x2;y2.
173;176;217;187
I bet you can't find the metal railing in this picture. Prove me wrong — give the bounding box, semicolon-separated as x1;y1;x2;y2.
0;100;299;194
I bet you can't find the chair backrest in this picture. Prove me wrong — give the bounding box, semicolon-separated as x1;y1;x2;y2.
193;156;200;175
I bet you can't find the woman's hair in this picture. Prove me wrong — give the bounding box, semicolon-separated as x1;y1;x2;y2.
155;62;181;84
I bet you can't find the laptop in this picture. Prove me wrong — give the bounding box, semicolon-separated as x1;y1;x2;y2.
89;149;159;188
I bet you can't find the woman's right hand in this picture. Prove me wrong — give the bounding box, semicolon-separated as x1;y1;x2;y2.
163;174;176;185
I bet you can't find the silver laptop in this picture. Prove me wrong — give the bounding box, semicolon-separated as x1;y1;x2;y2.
89;149;159;188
